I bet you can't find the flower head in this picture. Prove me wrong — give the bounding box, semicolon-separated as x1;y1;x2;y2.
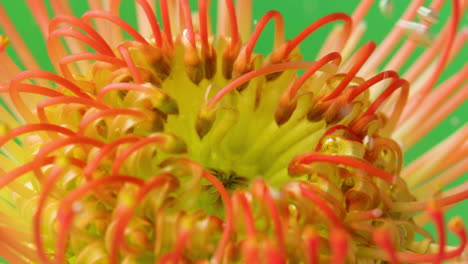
0;0;466;263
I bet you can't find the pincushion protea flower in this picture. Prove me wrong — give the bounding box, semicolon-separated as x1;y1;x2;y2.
0;0;466;263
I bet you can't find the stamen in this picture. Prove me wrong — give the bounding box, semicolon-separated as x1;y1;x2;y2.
284;13;352;58
9;70;91;123
351;0;374;25
345;208;382;222
0;83;63;98
171;230;191;263
427;203;445;264
233;11;285;85
24;0;50;36
135;0;164;46
33;161;67;264
404;26;466;85
49;15;115;56
208;61;333;107
180;0;196;47
59;52;126;80
0;239;36;264
232;192;256;236
54;176;144;264
82;10;149;44
96;82;152;101
275;52;341;125
344;172;398;212
264;239;286;264
198;0;210;52
0;1;466;262
251;179;285;252
348;70;399;101
12;70;91;98
302;227;321;264
329;228;349;264
49;0;74;16
36;96;109;125
410;0;461;98
297;180;347;219
184;160;234;264
402;126;467;186
110;173;176;263
110;135;169;175
83;135;141;180
243;11;285;62
117;44;144;84
352;78;408;133
324;42;376;101
373;228;400;264
223;0;240;46
401;84;467;147
0;49;21;83
290;153;397;184
365;136;402;173
32;137;104;182
386;2;443;69
400;63;467;133
158;0;173;47
77;108;147;135
0;156;54;189
392;182;468;212
300;185;343;228
362;0;425;75
287;53;342;100
414;157;468;199
0;124;75;149
395;217;467;262
241;238;261;263
153;199;176;256
47;28;110;73
0;4;41;70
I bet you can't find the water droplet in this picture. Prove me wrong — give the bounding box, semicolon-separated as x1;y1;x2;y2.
417;6;439;25
379;0;393;17
397;20;434;46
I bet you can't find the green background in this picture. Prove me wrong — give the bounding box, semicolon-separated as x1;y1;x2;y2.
0;0;466;262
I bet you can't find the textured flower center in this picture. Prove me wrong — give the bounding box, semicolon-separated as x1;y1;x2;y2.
0;0;466;263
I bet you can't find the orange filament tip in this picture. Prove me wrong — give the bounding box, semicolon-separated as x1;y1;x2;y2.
0;122;10;136
0;35;9;51
448;217;465;233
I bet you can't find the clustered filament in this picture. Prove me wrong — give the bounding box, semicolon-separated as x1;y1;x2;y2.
0;0;466;263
